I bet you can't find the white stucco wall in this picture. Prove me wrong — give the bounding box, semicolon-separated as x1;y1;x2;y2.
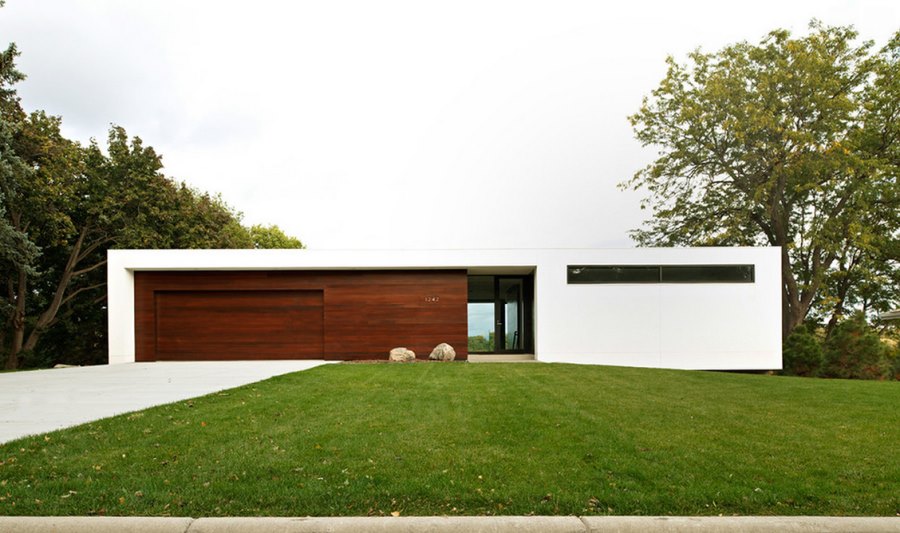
530;248;781;369
108;247;782;369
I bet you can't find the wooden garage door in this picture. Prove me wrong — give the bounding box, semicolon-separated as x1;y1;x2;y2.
154;290;324;360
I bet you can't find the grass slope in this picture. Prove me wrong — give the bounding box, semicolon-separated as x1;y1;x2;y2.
0;363;897;517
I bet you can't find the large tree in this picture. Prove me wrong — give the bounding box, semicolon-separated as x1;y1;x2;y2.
19;127;261;367
625;23;900;338
0;41;56;368
0;116;259;368
0;35;303;367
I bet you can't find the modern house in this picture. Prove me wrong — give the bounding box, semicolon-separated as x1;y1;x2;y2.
880;309;900;321
107;247;782;370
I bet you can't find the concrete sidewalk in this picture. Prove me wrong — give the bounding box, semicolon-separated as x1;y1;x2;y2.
0;361;331;443
0;516;897;532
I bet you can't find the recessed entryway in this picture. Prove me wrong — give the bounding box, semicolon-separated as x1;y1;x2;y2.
467;274;534;355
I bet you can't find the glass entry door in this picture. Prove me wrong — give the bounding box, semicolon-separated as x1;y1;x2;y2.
467;275;532;354
499;278;523;351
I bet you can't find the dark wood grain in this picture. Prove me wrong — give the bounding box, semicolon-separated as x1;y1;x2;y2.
155;290;323;360
134;270;468;361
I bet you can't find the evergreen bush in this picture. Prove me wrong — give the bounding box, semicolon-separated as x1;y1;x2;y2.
782;325;824;377
820;315;892;380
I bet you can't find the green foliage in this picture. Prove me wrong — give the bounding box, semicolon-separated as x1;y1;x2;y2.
0;364;898;516
781;325;824;377
890;346;900;381
19;128;263;367
0;41;25;112
468;332;495;352
249;224;304;249
26;297;105;368
625;22;900;338
0;35;304;367
820;314;892;380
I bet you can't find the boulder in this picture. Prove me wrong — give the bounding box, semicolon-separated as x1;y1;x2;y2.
428;343;456;361
388;347;415;362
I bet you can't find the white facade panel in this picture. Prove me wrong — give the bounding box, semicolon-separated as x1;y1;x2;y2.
540;284;663;357
107;247;782;370
107;253;135;365
525;247;781;370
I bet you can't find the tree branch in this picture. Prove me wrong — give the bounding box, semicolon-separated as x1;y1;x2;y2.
60;282;106;308
72;259;107;278
75;235;114;264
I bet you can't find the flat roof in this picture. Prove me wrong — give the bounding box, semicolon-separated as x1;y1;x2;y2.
108;247;778;272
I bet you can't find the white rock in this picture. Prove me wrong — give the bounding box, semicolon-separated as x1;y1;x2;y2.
428;343;456;361
388;347;416;362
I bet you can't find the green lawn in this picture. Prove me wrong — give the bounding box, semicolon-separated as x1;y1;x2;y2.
0;363;897;517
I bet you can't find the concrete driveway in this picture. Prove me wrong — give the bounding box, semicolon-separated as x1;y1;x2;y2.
0;360;331;444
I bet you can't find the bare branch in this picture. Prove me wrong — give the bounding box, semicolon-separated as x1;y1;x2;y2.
60;282;106;307
72;259;107;278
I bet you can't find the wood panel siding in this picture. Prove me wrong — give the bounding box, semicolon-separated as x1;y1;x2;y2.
155;290;324;360
134;270;468;361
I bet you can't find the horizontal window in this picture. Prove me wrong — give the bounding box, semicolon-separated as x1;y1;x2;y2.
567;265;659;284
567;265;754;284
660;264;754;283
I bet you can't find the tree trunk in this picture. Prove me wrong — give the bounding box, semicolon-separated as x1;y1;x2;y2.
780;245;805;339
782;289;794;339
21;227;109;355
824;250;859;339
824;285;849;338
21;228;85;354
782;294;807;339
780;259;825;339
5;268;27;369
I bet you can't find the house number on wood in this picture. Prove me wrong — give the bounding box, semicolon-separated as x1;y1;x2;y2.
424;295;440;303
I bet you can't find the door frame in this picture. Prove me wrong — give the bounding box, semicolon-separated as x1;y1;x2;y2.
468;274;533;354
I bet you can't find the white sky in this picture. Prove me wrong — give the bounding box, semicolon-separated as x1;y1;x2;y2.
1;1;896;249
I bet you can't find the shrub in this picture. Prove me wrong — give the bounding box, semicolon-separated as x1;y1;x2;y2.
820;315;892;380
890;344;900;381
782;325;824;377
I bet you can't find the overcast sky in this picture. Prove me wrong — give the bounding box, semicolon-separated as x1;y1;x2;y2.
1;1;896;249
